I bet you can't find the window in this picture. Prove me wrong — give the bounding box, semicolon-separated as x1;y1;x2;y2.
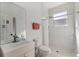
53;11;67;26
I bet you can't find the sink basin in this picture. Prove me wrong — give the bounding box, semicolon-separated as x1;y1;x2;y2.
1;40;30;49
10;40;29;47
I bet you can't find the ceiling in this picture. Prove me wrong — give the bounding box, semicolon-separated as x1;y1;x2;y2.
14;2;65;9
43;2;65;9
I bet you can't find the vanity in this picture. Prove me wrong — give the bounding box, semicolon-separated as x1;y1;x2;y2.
0;41;35;57
0;2;35;57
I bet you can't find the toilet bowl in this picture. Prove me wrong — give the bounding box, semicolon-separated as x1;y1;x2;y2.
33;39;51;57
38;45;51;57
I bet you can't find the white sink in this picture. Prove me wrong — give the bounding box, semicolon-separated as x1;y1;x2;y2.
0;40;31;53
10;40;29;47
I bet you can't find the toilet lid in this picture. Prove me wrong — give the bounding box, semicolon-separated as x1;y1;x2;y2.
39;46;51;52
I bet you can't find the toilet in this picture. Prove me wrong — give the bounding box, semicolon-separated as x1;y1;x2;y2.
38;45;51;57
33;39;51;57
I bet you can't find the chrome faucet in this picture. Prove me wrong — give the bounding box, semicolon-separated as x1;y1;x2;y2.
10;34;19;42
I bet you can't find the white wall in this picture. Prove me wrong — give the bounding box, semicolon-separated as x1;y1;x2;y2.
41;19;49;46
75;2;79;55
14;2;66;47
14;2;44;46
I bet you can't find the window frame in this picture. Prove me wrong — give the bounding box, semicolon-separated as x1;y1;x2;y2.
53;11;68;26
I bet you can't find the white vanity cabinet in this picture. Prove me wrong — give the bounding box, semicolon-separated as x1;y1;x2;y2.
1;41;35;57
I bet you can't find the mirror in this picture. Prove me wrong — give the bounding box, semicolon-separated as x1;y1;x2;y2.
0;2;26;45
